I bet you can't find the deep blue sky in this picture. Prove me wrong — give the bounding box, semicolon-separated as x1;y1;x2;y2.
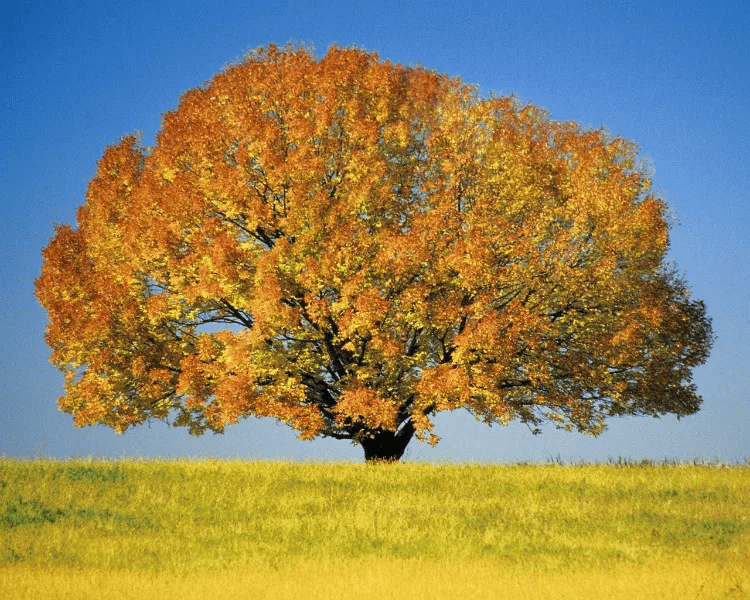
2;0;748;462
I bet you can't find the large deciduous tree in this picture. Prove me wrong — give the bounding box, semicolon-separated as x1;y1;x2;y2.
36;44;713;462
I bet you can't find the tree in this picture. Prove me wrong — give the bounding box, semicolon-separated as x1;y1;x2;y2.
36;44;713;463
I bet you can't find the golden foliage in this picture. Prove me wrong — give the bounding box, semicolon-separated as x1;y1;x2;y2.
35;44;712;460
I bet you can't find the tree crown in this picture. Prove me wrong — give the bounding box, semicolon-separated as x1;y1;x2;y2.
36;44;713;461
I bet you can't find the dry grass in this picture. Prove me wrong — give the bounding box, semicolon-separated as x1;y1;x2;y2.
2;559;748;600
1;460;748;598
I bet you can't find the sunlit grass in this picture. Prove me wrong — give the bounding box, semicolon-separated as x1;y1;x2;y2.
1;459;748;598
3;560;748;600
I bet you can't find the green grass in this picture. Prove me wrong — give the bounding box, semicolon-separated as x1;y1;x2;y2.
1;459;749;598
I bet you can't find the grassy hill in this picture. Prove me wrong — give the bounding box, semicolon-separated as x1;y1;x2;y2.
1;459;748;598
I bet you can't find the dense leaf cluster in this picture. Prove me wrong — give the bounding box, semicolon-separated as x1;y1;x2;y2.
36;44;712;461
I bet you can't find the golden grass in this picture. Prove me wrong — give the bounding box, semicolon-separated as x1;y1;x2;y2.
1;460;748;598
2;560;748;600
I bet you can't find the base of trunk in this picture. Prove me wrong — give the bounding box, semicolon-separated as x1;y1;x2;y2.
360;422;415;464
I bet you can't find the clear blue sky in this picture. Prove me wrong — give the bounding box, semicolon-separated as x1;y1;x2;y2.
2;0;748;462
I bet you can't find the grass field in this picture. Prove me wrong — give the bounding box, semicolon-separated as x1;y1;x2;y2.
1;459;748;598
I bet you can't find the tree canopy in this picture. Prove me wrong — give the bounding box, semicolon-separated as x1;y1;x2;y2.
36;44;713;462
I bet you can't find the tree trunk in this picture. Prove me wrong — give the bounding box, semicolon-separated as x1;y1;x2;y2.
360;421;415;464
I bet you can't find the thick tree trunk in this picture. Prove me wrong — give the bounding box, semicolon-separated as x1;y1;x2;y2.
360;421;415;464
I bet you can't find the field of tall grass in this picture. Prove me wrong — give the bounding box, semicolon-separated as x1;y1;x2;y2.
1;459;748;598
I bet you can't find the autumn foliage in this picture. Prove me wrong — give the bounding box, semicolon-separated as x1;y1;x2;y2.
36;44;713;462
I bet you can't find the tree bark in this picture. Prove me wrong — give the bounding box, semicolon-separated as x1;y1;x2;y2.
360;421;415;464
